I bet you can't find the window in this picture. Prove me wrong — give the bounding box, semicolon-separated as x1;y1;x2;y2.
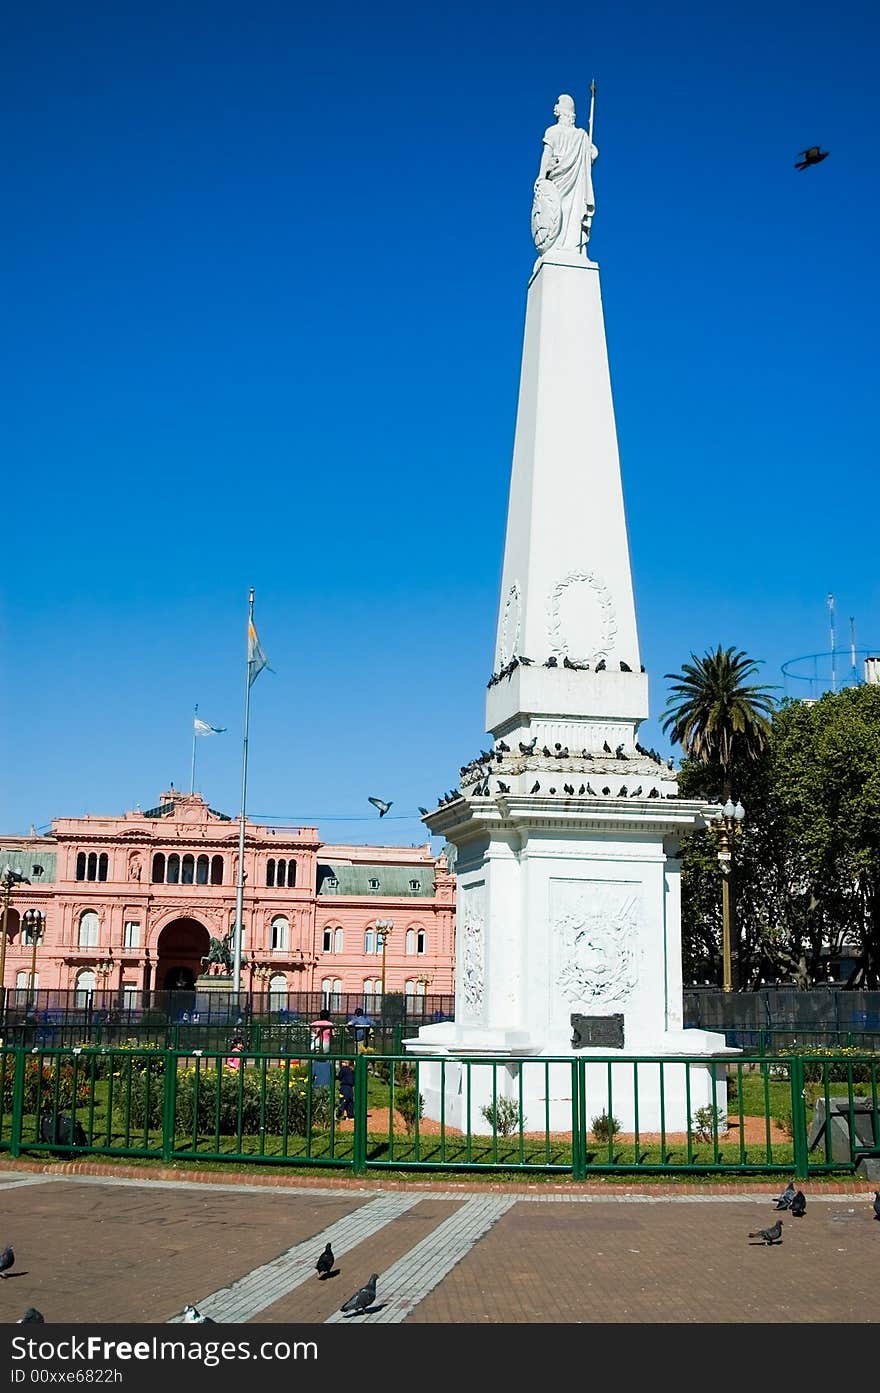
271;915;289;952
266;858;276;888
364;929;375;955
166;854;180;884
122;982;137;1009
75;852;86;881
181;854;195;885
417;929;426;955
368;877;380;891
15;971;28;991
277;859;287;888
406;929;415;955
123;921;140;949
269;973;287;1007
321;977;333;995
405;979;415;996
323;928;333;953
286;860;296;888
409;879;421;891
151;853;165;883
334;927;343;953
86;853;97;881
210;855;224;885
78;910;99;947
75;968;96;1006
196;855;209;885
98;853;108;882
363;978;376;995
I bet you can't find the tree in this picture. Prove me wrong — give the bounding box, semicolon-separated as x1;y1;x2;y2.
677;684;880;989
662;646;776;799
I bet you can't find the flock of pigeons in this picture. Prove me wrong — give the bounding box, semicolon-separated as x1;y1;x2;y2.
487;653;644;687
6;1188;880;1320
181;1242;378;1323
748;1181;880;1245
0;1239;380;1324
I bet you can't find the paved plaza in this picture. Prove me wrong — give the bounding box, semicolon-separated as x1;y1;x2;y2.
0;1167;877;1324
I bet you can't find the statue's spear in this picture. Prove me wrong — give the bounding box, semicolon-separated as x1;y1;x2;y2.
583;78;597;246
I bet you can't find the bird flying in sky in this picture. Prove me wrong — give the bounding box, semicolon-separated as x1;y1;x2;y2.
794;146;829;170
367;797;392;817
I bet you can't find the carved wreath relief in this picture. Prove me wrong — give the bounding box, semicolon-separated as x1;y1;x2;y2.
552;879;639;1009
460;884;486;1021
547;570;617;664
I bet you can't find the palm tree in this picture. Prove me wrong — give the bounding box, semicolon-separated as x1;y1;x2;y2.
662;646;776;797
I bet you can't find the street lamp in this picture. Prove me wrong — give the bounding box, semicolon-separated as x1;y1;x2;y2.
375;918;394;1000
709;799;746;993
0;865;30;1009
22;909;45;1010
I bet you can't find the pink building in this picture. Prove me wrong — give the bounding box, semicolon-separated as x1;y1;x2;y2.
0;791;455;1006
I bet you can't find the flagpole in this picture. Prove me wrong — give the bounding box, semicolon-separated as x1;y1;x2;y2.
233;590;255;994
190;704;198;795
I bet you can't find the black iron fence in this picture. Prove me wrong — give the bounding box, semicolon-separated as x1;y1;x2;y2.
684;988;880;1048
0;988;455;1032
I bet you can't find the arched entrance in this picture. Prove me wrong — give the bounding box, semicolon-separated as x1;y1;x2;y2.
156;918;210;991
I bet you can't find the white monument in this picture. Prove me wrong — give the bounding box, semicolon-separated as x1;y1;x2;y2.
408;91;731;1132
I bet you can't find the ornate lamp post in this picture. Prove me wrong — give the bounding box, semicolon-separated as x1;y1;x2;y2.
709;799;746;992
375;919;394;1000
22;909;45;1010
95;956;114;1001
0;865;30;1010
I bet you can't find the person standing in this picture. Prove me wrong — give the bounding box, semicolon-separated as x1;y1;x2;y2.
337;1060;355;1120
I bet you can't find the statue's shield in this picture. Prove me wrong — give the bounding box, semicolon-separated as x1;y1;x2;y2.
531;178;562;254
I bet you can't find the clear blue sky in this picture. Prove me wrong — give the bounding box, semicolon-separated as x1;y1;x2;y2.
3;0;878;842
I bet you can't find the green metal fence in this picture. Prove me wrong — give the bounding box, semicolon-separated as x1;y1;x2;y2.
1;1046;877;1178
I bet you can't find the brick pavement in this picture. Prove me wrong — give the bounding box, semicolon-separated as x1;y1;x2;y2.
0;1166;877;1324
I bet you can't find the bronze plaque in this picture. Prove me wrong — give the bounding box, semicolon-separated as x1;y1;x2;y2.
570;1013;625;1049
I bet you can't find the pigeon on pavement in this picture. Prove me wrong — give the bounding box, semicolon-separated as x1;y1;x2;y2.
340;1273;378;1316
773;1180;796;1210
872;1191;880;1220
316;1242;334;1279
748;1219;783;1245
0;1247;14;1278
17;1309;44;1324
789;1191;806;1217
182;1305;216;1324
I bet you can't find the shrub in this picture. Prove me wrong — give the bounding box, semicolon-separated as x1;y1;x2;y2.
1;1057;93;1115
691;1104;726;1141
480;1097;523;1137
396;1084;424;1135
795;1046;878;1085
590;1110;621;1143
773;1113;795;1140
121;1062;334;1137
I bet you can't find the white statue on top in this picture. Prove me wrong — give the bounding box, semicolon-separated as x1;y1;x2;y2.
531;92;598;257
